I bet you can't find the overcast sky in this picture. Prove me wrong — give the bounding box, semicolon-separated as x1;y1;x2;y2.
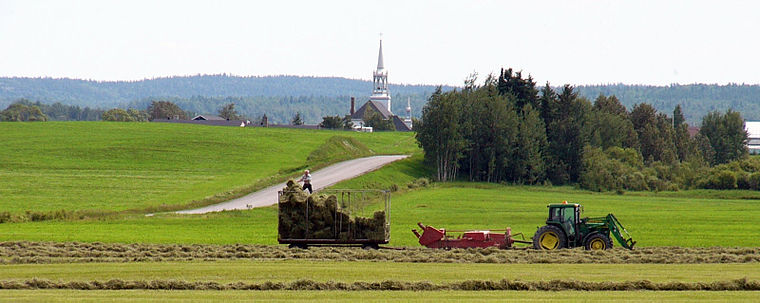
1;0;758;86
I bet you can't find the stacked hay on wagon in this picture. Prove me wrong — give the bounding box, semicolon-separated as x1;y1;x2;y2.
278;180;387;241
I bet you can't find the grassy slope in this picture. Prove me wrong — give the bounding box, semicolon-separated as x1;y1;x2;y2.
3;156;760;247
2;290;757;302
1;261;757;283
0;122;418;214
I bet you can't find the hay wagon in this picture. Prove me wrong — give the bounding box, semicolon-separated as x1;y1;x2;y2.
278;184;390;249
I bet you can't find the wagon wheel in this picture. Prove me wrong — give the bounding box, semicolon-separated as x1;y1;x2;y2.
532;225;566;250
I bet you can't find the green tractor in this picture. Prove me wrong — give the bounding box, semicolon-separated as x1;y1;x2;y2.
533;202;636;250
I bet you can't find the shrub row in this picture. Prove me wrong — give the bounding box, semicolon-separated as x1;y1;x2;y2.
580;147;760;192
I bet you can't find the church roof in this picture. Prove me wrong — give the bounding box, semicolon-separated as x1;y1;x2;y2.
351;100;393;120
391;116;412;132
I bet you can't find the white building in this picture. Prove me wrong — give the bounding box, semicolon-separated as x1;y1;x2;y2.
746;121;760;154
349;39;412;131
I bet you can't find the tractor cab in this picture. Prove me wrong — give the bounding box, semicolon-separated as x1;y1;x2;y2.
546;202;582;246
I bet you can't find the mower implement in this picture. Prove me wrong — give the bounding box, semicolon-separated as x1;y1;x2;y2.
412;222;531;249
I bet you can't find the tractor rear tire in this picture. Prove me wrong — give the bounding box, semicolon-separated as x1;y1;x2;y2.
533;225;566;250
584;233;613;250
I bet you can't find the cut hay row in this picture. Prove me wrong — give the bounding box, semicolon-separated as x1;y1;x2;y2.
1;242;759;264
0;278;757;291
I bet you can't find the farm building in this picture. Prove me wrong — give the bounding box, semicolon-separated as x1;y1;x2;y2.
746;121;760;155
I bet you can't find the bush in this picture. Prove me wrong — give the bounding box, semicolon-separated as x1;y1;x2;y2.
706;170;738;190
748;172;760;190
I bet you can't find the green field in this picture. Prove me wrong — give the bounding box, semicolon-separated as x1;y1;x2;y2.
2;181;760;247
1;260;758;282
2;122;760;301
0;122;418;215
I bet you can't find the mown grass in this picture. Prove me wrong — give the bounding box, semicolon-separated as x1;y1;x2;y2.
2;182;760;247
1;290;758;302
0;122;418;215
1;260;758;283
3;134;760;247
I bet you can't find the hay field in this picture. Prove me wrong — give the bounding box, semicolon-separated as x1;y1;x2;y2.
0;122;418;215
2;182;760;247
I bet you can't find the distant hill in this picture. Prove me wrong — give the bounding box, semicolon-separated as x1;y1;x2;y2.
0;75;450;123
2;75;760;124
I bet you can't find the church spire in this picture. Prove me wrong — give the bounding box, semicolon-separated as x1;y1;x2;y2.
377;40;384;70
370;38;391;113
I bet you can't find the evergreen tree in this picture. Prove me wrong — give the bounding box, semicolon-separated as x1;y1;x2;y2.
630;103;676;163
546;85;590;184
673;104;686;126
319;115;347;129
497;68;539;110
672;104;695;161
539;83;557;129
515;104;547;184
291;112;304;125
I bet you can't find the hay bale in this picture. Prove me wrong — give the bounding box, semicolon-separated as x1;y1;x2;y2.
278;182;387;242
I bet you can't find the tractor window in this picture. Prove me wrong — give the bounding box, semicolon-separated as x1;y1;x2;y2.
564;208;576;224
550;208;561;221
562;208;576;239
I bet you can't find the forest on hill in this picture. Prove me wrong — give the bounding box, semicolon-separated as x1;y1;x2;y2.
1;75;759;124
0;75;447;124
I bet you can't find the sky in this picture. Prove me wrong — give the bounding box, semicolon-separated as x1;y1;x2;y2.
1;0;759;87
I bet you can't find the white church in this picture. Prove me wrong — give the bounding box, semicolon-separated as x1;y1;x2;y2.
349;40;413;132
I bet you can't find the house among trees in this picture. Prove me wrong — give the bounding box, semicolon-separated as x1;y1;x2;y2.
349;40;413;132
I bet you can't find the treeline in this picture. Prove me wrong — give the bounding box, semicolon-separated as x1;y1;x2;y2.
0;75;447;118
416;69;750;191
0;99;102;121
576;84;760;124
125;95;428;124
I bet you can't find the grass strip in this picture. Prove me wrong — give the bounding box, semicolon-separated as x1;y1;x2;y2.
1;260;757;283
1;242;759;264
0;278;758;291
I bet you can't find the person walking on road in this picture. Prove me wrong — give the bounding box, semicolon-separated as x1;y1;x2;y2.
299;169;313;193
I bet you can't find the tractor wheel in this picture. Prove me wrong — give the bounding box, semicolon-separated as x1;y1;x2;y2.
584;233;613;250
532;225;566;250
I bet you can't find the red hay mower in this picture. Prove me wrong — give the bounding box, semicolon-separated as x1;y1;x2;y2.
412;222;532;249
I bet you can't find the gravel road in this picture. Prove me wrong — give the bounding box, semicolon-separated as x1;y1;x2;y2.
176;155;409;214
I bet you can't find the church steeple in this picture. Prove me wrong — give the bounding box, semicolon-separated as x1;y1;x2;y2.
377;40;385;71
370;39;391;113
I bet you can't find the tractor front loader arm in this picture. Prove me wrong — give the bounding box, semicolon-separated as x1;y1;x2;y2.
606;214;636;250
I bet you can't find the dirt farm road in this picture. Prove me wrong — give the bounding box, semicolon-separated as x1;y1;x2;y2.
176;155;409;214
